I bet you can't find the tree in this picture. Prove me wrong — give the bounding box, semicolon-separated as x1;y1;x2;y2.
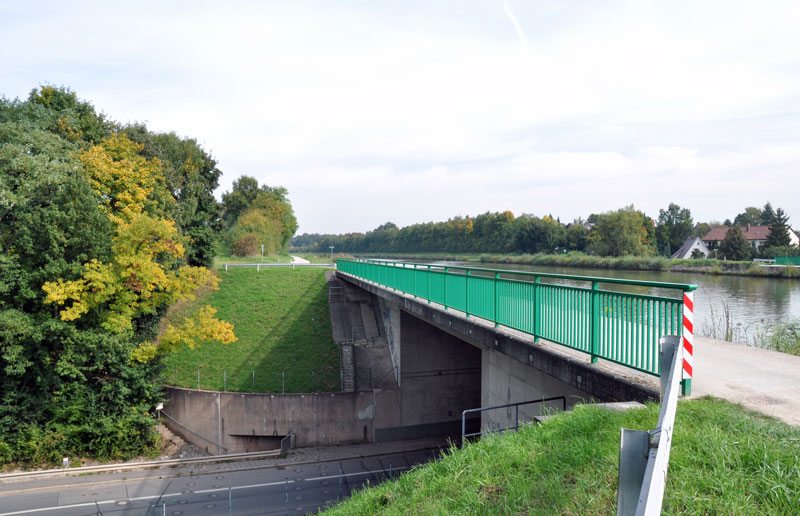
589;205;656;257
719;226;751;261
656;203;694;256
0;89;233;465
733;207;762;226
690;248;705;259
761;202;776;226
123;125;224;268
221;177;298;255
221;176;260;227
567;222;589;251
513;215;566;254
764;208;791;249
43;135;235;343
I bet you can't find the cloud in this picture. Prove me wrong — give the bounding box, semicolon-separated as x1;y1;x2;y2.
2;1;799;233
503;0;531;50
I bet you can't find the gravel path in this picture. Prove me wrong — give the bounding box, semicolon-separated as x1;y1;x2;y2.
692;336;800;425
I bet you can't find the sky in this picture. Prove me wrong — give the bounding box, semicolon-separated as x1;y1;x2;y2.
2;0;799;234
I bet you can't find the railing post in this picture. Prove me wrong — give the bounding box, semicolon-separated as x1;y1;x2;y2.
427;265;431;304
681;290;694;396
444;267;448;310
591;281;600;364
413;264;417;298
494;272;500;328
465;269;470;318
533;277;541;342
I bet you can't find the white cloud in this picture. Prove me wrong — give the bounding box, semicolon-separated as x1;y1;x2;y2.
2;0;799;233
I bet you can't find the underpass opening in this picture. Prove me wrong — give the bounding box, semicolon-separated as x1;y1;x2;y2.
375;309;482;442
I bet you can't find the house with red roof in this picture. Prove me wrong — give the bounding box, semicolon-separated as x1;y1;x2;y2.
702;224;800;251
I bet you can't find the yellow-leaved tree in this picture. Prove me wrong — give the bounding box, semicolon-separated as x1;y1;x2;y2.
43;134;236;361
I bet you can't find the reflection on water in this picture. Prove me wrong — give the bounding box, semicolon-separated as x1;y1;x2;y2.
449;262;800;344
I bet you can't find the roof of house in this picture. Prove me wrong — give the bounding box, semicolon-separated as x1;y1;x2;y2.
702;225;771;242
671;237;709;259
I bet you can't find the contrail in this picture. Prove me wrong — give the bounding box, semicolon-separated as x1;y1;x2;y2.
504;0;531;49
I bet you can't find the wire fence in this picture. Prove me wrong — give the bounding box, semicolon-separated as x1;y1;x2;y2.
161;366;340;394
138;460;410;516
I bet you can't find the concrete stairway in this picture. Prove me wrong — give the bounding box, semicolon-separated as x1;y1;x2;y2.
340;344;355;392
359;303;380;339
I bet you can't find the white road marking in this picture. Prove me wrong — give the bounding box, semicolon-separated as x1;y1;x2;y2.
0;466;412;515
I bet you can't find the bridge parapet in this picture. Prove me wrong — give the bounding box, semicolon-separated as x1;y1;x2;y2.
338;259;697;395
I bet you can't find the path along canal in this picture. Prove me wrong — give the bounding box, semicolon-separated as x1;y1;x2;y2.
449;262;800;346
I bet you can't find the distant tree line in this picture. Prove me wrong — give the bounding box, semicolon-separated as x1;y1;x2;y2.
293;202;797;261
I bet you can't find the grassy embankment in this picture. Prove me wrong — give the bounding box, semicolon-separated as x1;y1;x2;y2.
159;267;340;392
343;252;800;278
326;397;800;515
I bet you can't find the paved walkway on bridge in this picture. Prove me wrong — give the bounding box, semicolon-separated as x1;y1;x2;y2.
692;336;800;426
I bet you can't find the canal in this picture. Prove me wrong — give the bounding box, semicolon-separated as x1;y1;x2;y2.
455;262;800;345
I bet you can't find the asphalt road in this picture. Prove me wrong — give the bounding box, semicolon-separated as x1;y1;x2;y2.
0;449;438;516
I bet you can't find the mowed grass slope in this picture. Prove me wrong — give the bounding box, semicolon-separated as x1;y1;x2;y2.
325;397;800;515
160;267;340;392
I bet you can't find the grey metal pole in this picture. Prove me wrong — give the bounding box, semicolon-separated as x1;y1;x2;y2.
338;467;343;500
197;369;200;390
285;477;289;515
312;371;315;392
224;369;226;392
282;371;285;393
229;486;232;516
162;501;166;516
252;370;255;392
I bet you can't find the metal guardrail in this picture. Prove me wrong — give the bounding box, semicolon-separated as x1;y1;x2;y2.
280;432;296;457
0;449;283;481
338;259;696;381
617;335;682;515
461;396;567;445
161;410;228;454
222;262;334;272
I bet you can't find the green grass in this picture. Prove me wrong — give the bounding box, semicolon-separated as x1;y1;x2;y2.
159;267;340;393
325;397;800;515
214;254;293;266
753;319;800;356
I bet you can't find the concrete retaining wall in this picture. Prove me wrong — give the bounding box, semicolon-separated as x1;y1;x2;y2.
163;386;398;453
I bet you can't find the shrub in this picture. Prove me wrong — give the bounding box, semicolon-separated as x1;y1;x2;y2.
232;233;259;256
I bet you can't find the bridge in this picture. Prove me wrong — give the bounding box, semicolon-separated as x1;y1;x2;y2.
163;259;697;453
336;258;697;439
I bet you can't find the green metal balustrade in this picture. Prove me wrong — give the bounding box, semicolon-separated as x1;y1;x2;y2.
338;258;697;377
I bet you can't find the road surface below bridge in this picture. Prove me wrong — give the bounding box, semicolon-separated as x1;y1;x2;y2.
0;441;444;516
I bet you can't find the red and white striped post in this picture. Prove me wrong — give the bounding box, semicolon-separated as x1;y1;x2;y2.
681;290;694;396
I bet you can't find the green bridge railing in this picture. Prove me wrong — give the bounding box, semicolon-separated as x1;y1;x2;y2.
338;258;697;380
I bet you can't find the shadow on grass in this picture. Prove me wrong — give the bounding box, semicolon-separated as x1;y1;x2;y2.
161;268;341;393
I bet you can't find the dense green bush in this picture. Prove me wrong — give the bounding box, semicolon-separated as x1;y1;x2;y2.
0;87;226;467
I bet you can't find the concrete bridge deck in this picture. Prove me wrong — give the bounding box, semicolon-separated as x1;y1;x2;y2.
338;271;660;404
